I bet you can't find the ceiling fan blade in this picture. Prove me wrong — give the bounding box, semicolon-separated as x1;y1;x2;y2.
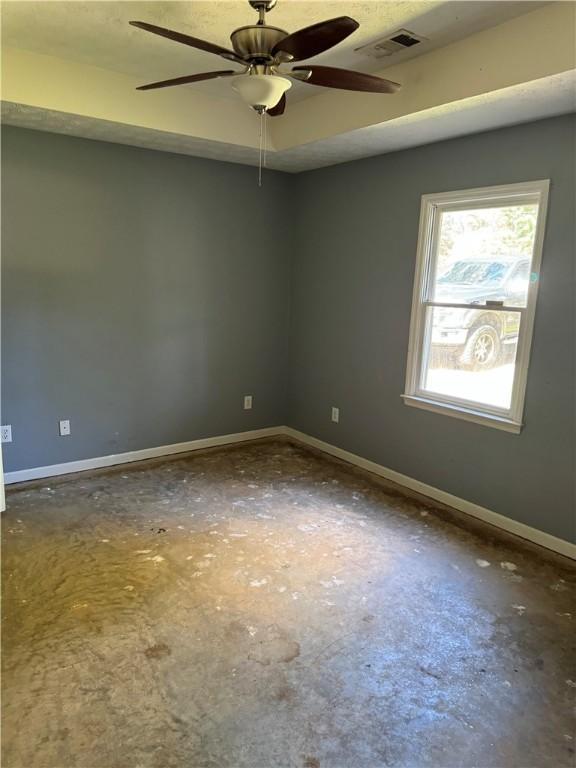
272;16;359;62
268;94;286;117
136;70;237;91
292;66;401;93
130;21;243;64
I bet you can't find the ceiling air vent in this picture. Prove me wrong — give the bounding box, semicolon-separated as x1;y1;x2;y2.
355;29;426;59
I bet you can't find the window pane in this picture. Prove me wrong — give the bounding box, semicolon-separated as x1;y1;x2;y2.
430;204;538;307
421;307;520;410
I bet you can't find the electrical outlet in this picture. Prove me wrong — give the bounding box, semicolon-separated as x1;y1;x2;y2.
1;425;12;443
59;419;71;436
243;395;253;410
331;407;340;424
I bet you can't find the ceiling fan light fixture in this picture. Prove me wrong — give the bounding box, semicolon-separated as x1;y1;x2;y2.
131;1;402;118
232;74;291;111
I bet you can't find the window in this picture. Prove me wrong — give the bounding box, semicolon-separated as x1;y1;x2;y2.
403;180;549;433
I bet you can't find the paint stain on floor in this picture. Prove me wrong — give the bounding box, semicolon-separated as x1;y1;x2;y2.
144;642;172;660
1;439;575;768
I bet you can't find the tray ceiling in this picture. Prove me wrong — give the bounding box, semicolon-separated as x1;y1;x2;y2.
2;1;574;172
1;0;546;101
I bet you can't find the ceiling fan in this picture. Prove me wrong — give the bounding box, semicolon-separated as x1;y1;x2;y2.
130;0;401;116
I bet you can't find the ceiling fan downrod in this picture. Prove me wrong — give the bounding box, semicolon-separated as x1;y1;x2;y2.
248;0;278;26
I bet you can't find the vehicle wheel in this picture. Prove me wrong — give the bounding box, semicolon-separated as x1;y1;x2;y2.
460;325;501;370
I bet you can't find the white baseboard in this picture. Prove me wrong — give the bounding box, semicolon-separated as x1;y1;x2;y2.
283;427;576;561
4;427;282;485
5;424;574;560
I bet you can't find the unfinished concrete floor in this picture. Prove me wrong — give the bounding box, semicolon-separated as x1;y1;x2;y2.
2;439;575;768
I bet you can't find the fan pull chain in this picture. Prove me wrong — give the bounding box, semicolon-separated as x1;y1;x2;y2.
258;109;264;187
257;109;269;187
263;111;268;168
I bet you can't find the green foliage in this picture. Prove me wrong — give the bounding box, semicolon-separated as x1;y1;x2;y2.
499;205;537;255
437;204;537;271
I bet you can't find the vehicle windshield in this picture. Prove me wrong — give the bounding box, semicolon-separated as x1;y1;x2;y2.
438;261;509;285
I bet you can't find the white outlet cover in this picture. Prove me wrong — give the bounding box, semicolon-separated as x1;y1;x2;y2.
331;407;340;423
1;425;12;443
59;419;71;436
243;395;253;410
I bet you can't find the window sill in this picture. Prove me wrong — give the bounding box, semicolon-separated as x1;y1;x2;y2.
401;394;523;433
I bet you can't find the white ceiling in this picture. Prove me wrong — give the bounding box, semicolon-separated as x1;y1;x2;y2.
4;70;574;173
1;0;546;102
1;1;574;171
271;70;576;171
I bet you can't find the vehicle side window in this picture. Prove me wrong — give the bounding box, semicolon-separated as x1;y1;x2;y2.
510;262;530;280
506;262;531;305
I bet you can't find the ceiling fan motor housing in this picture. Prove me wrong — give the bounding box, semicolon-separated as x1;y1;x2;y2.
231;25;288;62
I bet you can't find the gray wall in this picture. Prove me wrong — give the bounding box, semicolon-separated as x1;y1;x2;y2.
1;127;292;471
289;115;575;543
2;116;574;543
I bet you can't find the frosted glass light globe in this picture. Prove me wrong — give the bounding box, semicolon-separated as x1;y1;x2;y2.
232;74;292;111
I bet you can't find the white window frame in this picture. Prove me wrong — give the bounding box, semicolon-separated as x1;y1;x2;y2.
402;180;550;433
